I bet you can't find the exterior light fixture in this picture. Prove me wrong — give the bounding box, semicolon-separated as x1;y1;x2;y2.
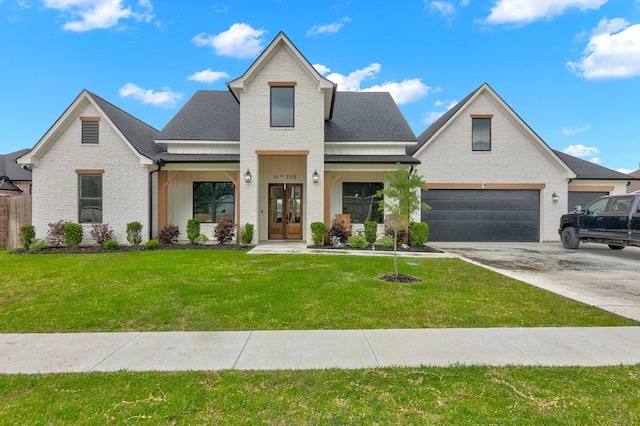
244;169;252;183
552;192;559;203
312;170;319;183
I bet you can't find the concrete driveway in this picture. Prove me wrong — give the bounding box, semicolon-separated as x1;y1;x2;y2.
430;242;640;322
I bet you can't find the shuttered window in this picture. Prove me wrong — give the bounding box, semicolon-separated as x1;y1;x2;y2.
81;120;99;144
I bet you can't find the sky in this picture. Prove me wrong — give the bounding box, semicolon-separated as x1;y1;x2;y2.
1;0;639;173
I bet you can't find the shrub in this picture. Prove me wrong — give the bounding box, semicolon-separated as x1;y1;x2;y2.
329;219;351;243
19;224;36;250
46;220;66;248
159;224;180;244
126;221;143;246
90;223;115;246
363;221;378;244
214;219;235;244
410;222;429;246
145;239;159;250
377;235;395;248
63;223;84;247
310;222;327;246
385;224;408;245
240;223;254;245
29;239;47;251
186;218;201;244
195;234;209;245
103;239;119;250
348;235;368;249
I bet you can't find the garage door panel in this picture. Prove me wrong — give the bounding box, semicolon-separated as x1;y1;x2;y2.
422;189;540;242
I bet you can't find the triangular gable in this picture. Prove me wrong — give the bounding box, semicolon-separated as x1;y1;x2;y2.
227;31;336;120
411;83;575;178
18;90;157;167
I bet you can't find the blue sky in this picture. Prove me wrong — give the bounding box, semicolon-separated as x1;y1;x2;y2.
1;0;639;173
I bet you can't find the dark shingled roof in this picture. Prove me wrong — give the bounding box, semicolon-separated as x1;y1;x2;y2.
87;91;163;159
156;91;240;141
553;150;635;180
325;92;416;143
0;148;32;181
156;90;416;146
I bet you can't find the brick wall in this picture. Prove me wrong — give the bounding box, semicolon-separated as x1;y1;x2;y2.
31;102;151;245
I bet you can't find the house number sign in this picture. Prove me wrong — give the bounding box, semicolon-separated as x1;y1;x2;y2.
272;173;297;180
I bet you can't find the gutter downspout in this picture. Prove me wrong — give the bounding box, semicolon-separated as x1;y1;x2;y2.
149;160;165;240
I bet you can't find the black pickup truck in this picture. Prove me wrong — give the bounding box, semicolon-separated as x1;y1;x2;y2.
559;194;640;250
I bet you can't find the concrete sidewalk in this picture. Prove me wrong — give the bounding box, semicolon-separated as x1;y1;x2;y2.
2;327;640;374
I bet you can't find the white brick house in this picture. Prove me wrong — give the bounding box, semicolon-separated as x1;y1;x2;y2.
410;83;632;242
18;33;634;245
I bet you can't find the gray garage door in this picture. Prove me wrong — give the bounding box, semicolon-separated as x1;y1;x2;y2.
421;189;540;242
567;191;608;213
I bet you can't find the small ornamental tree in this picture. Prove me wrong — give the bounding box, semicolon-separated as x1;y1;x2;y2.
63;223;84;247
19;224;36;250
90;223;115;246
46;220;66;248
213;219;235;244
310;222;327;246
376;166;431;277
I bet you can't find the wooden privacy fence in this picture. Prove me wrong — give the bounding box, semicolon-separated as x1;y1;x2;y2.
0;194;32;249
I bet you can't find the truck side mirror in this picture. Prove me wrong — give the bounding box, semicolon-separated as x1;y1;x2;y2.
574;205;582;213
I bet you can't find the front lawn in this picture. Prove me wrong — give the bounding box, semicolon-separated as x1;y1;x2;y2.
1;365;639;424
1;249;635;332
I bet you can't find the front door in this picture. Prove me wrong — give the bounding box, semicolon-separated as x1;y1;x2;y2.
268;183;302;240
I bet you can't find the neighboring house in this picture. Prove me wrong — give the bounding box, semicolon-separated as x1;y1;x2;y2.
409;83;632;242
0;149;32;248
0;149;32;195
18;32;417;245
628;168;640;193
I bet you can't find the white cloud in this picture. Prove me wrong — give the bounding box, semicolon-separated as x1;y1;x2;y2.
320;63;431;105
325;63;382;91
562;144;599;158
617;168;634;174
429;1;456;16
590;157;604;164
561;124;591;135
484;0;608;26
422;99;457;124
187;69;229;84
118;83;182;108
42;0;154;32
307;17;351;36
192;23;267;59
363;79;432;105
567;18;640;79
313;64;331;75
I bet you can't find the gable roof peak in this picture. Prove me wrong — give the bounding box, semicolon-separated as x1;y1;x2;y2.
227;31;336;120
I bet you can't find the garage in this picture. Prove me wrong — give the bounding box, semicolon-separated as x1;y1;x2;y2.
421;189;540;242
567;191;608;213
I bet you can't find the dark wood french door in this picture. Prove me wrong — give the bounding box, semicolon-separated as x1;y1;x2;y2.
268;183;302;240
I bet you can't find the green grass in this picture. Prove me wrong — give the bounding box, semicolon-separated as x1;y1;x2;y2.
1;249;636;332
1;365;639;425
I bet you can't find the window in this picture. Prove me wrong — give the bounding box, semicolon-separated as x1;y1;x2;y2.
472;117;491;151
342;182;384;224
78;174;102;223
270;86;294;127
193;182;235;223
81;118;99;144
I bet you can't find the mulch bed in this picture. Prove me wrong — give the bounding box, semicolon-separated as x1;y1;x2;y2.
309;244;442;253
10;243;251;255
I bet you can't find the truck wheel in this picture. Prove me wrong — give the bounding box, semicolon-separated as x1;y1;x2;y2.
608;244;625;250
561;227;580;249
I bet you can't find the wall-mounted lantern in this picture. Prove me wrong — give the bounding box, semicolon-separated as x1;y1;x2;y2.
552;192;559;203
244;169;252;183
312;170;319;183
